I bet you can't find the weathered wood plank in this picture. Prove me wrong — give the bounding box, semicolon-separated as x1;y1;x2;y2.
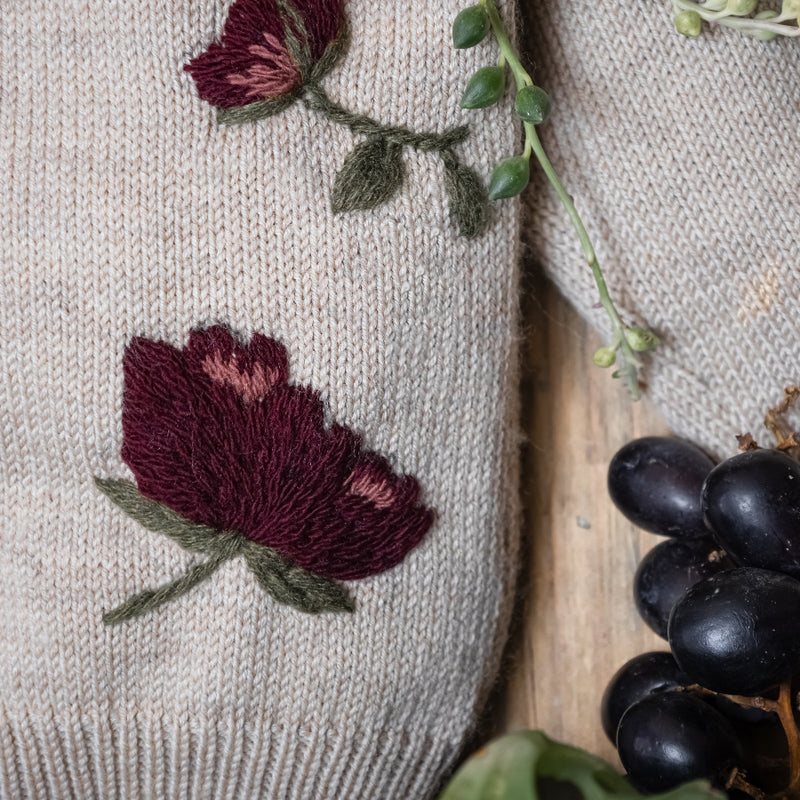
493;264;671;765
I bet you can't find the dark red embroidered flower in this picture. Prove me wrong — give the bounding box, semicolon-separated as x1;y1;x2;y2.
120;325;432;583
185;0;346;109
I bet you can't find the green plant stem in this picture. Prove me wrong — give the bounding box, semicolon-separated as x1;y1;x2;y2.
103;547;242;625
303;83;469;152
672;0;800;34
482;0;643;397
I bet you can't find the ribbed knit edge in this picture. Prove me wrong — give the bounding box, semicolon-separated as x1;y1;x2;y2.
0;705;460;800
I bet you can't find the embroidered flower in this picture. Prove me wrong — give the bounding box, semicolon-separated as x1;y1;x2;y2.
96;325;434;624
185;0;346;110
183;0;489;238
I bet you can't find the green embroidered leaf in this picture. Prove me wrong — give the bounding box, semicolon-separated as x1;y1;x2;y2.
243;542;355;614
441;152;489;239
309;26;349;84
94;477;221;555
216;93;300;126
331;136;405;213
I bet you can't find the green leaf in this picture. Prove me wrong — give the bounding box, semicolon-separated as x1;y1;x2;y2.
452;6;490;49
624;327;660;352
460;66;506;109
441;153;489;239
330;136;405;213
94;477;221;555
515;85;552;125
310;25;350;83
488;156;530;200
216;93;299;126
242;542;355;614
437;731;723;800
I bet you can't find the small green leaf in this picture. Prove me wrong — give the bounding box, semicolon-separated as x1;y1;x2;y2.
331;136;405;213
460;66;506;109
624;327;660;352
94;477;221;554
488;156;530;200
441;153;489;238
726;0;756;14
452;6;490;49
515;85;552;125
216;93;299;125
781;0;800;20
243;542;355;614
674;9;702;36
310;25;350;83
593;347;616;368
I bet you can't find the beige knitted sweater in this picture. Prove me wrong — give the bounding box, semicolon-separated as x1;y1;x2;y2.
0;0;520;797
523;0;800;458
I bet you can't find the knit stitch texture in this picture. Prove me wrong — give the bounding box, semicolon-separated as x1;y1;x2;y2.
522;2;800;458
0;0;520;798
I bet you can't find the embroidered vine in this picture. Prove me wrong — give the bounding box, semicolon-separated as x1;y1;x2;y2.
96;325;434;624
185;0;489;238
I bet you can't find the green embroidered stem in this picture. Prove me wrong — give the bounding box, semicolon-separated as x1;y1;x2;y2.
303;83;468;152
305;82;487;236
103;534;245;625
97;477;356;618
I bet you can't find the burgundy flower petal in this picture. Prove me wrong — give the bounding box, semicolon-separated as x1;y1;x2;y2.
291;0;346;63
185;0;345;109
120;327;434;583
122;336;246;531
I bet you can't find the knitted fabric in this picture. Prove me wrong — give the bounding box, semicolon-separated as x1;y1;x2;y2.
0;1;520;798
522;2;800;459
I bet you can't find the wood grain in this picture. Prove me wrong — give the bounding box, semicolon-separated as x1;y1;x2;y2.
490;261;673;766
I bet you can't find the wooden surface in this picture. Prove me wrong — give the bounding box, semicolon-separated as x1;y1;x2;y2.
489;261;673;766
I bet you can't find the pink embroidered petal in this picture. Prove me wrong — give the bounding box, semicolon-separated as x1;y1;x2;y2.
185;325;289;403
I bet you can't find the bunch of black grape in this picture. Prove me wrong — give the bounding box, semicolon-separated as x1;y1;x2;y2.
603;433;800;798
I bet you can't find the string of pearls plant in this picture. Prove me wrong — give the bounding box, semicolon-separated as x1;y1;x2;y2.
672;0;800;38
453;0;659;399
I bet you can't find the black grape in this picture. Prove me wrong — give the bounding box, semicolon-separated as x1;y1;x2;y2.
668;567;800;695
616;692;742;792
600;651;688;742
702;449;800;578
608;437;714;537
634;536;733;639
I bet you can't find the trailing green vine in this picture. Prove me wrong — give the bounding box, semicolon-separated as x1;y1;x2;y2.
454;1;659;399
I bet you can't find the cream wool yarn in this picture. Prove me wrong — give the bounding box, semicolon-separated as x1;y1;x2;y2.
0;1;521;798
522;1;800;459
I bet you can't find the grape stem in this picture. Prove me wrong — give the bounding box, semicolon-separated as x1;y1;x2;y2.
777;680;800;798
764;386;800;460
727;769;767;800
480;0;646;399
685;684;778;712
687;682;800;799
